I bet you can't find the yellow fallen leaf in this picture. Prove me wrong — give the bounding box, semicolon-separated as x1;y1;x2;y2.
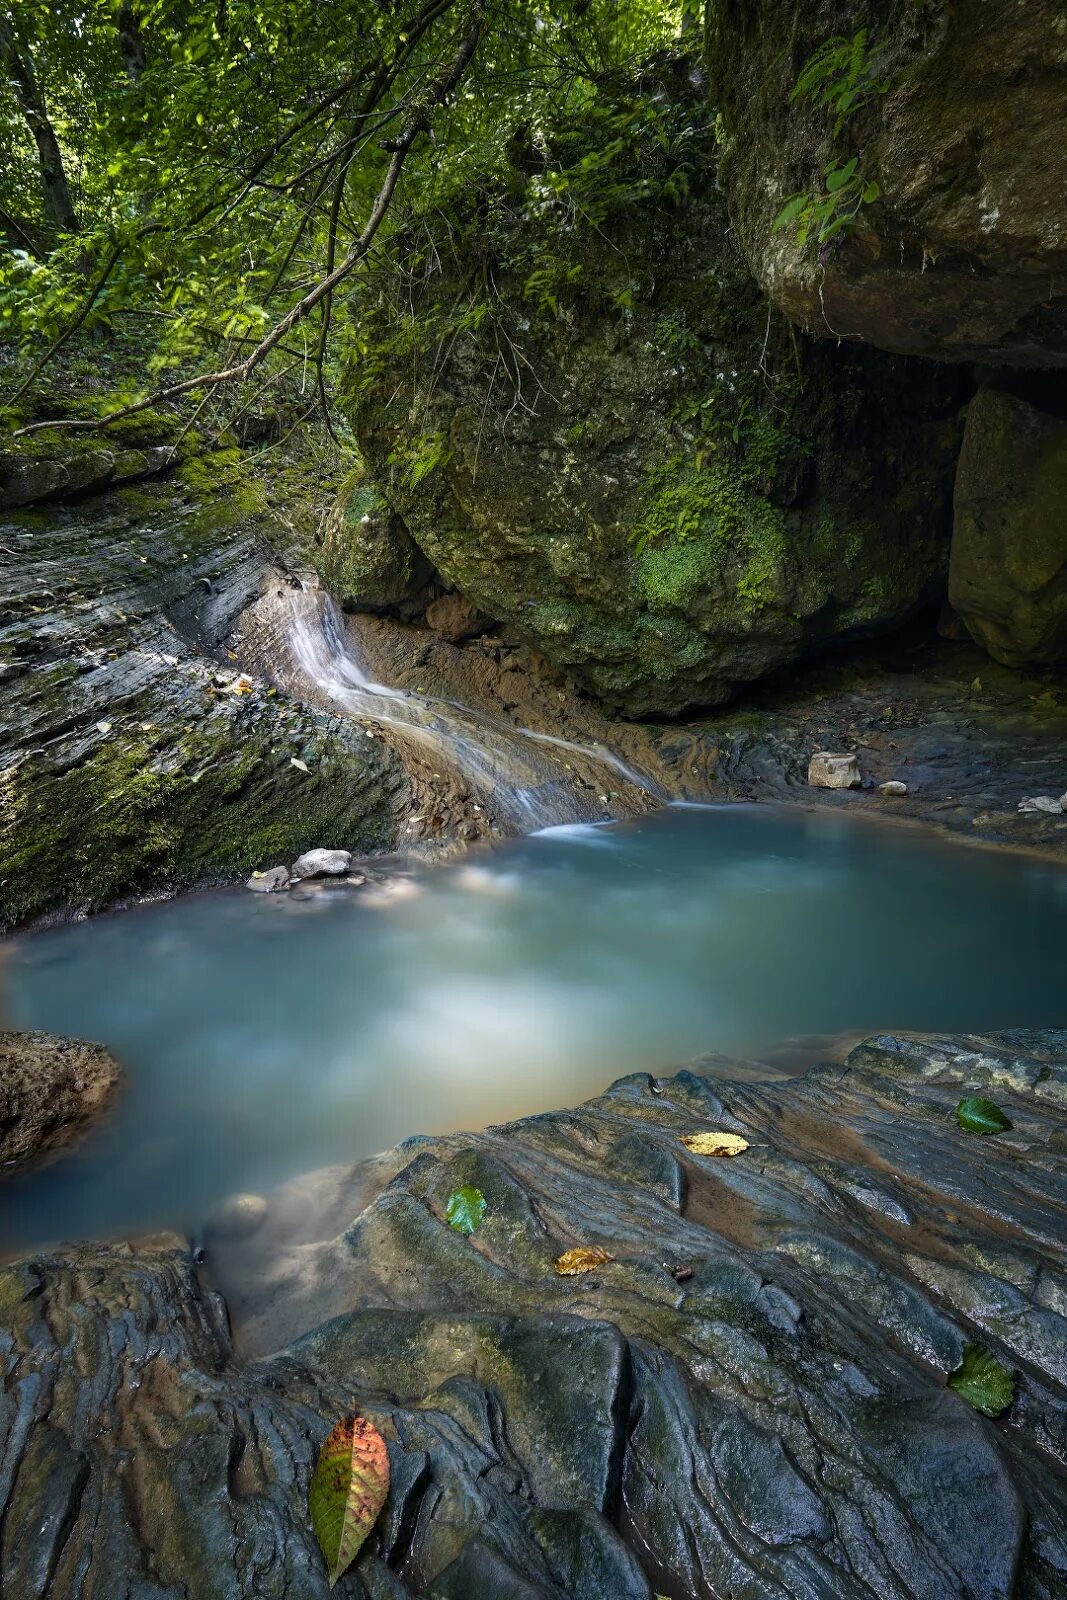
681;1131;750;1157
554;1245;614;1276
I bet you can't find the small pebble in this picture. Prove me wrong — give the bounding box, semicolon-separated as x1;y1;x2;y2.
878;780;908;797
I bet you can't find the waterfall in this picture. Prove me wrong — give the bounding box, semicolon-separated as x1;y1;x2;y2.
276;589;659;834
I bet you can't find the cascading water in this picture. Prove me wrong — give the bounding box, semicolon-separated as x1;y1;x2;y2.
276;587;660;833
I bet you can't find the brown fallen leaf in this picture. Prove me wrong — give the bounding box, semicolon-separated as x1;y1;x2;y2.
681;1131;750;1157
554;1245;614;1276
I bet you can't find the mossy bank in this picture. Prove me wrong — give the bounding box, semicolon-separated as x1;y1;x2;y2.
0;425;408;929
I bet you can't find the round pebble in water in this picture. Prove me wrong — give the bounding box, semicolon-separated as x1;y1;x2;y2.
204;1192;269;1240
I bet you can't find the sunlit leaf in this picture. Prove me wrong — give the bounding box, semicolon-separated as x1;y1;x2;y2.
554;1245;614;1276
681;1131;750;1157
446;1184;486;1235
948;1344;1014;1417
309;1415;390;1589
956;1097;1013;1136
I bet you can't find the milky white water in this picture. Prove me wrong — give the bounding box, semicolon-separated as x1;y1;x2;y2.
3;802;1066;1253
281;591;656;830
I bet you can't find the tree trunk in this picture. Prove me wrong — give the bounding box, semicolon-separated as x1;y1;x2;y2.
0;9;78;234
116;1;146;83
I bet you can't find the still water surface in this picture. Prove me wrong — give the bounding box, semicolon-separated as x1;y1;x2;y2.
4;803;1066;1251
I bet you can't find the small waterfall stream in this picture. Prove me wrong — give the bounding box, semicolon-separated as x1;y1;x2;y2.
275;588;661;834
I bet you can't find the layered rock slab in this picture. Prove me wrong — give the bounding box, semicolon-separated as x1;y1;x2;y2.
4;1031;1066;1598
0;433;408;929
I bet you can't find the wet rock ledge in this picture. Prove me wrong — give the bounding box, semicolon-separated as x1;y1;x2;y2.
2;1030;1066;1599
0;1029;120;1173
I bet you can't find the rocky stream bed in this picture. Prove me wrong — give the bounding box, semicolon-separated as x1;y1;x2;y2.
1;1029;1066;1599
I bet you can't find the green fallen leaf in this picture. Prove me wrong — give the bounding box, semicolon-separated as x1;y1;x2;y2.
446;1184;487;1235
956;1096;1013;1136
309;1415;390;1588
948;1344;1014;1418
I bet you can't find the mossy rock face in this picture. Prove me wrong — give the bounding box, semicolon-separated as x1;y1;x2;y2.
950;387;1067;667
0;446;407;929
344;60;963;716
704;0;1067;366
318;467;434;614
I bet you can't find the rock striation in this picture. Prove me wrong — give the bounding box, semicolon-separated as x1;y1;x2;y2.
0;426;409;930
3;1030;1065;1598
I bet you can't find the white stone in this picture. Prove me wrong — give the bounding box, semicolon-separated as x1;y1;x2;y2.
1018;795;1063;815
291;848;353;879
808;752;861;790
878;780;908;797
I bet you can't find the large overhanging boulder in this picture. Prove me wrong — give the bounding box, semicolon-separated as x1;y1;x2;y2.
344;62;964;718
704;1;1067;367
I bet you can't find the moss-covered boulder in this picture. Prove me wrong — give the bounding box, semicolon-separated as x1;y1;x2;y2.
949;387;1067;667
318;466;434;615
704;1;1067;366
343;61;963;716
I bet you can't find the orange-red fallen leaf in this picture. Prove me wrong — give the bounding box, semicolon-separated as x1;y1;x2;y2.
554;1245;614;1276
681;1131;750;1157
309;1415;390;1589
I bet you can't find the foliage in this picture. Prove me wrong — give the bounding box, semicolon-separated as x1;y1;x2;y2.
309;1415;390;1589
629;359;800;618
774;28;888;248
774;158;881;248
947;1344;1015;1418
955;1096;1013;1136
790;29;889;138
0;0;692;429
446;1183;487;1234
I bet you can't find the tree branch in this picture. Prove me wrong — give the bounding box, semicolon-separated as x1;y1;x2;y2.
14;2;485;438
